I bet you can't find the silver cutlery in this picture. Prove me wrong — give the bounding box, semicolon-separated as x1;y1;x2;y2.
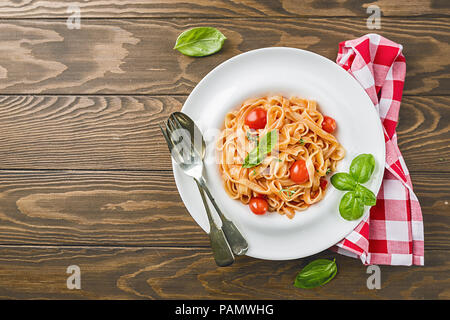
170;112;248;256
160;119;235;267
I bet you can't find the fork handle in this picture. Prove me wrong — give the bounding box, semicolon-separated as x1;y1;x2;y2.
195;180;234;267
197;177;249;256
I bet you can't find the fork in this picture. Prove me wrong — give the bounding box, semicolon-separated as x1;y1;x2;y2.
160;121;235;267
169;112;248;256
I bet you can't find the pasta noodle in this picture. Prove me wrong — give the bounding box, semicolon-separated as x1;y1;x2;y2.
216;95;345;219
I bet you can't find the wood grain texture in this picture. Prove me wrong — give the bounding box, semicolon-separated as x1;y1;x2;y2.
0;1;448;301
0;170;205;247
0;18;447;95
0;95;182;170
0;0;447;18
0;170;447;249
0;95;448;171
397;96;450;171
0;246;447;299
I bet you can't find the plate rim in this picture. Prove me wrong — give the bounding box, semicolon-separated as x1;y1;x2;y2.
173;47;386;260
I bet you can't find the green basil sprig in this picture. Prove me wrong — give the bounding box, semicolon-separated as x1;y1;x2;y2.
242;130;278;168
331;154;377;221
173;27;226;57
339;191;365;220
349;153;375;183
355;184;377;206
330;172;357;191
294;258;337;289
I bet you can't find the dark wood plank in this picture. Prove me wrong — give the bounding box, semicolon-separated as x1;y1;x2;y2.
0;0;445;303
0;18;447;95
397;96;450;171
0;95;182;170
0;170;447;249
0;0;447;18
0;95;447;171
0;170;207;247
0;246;447;299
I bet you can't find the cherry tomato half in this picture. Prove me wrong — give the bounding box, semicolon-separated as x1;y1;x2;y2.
290;159;309;184
249;197;268;215
322;116;337;133
320;178;328;190
245;108;267;130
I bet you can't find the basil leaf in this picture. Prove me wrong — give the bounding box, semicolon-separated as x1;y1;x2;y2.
174;27;226;57
349;154;375;183
355;184;377;206
243;130;278;168
330;172;357;191
339;191;365;221
294;259;337;289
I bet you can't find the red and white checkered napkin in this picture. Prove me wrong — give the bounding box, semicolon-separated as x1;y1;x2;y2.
331;34;424;266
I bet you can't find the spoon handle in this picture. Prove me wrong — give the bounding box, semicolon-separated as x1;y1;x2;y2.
195;180;234;267
198;177;249;256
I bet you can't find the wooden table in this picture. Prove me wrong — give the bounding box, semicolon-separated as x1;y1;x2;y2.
0;1;448;300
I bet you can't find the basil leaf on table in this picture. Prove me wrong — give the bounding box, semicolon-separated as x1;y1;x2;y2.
243;130;278;168
349;153;375;183
355;184;377;206
294;259;337;289
339;191;365;221
173;27;226;57
330;172;357;191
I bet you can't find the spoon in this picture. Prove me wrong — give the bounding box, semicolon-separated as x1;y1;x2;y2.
160;120;234;267
170;112;249;256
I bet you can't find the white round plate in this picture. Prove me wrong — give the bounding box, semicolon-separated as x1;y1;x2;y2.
172;47;385;260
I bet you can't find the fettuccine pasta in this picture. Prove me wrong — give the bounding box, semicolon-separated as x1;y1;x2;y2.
216;95;345;219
